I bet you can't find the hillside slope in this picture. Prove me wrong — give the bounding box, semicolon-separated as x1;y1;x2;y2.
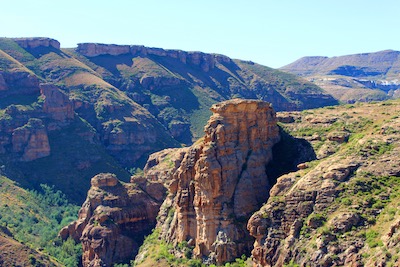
281;50;400;103
0;37;338;199
249;99;400;266
69;42;336;142
0;175;81;266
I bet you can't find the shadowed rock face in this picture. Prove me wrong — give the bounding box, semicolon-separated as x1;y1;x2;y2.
0;83;75;161
11;118;50;161
158;99;280;264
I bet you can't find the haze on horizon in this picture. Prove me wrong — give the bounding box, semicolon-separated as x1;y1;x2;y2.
2;0;400;68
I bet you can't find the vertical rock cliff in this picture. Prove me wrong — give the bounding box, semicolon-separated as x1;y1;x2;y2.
59;173;169;267
159;99;280;264
62;99;280;266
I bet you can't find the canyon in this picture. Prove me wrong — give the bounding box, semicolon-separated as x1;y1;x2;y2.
1;37;400;267
64;97;400;267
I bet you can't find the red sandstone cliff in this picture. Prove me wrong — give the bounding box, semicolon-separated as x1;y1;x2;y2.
157;99;280;264
59;173;166;266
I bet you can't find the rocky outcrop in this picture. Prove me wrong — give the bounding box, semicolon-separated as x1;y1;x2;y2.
11;118;50;161
142;147;189;182
40;83;74;122
0;71;40;97
247;100;400;267
76;43;131;57
76;43;232;72
60;173;170;267
157;99;280;264
12;37;60;50
247;157;361;267
0;82;77;161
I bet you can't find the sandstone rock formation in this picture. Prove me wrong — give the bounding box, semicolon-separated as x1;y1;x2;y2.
76;43;131;57
0;82;78;161
60;173;171;267
13;37;61;50
76;43;229;72
157;99;280;264
40;83;75;122
11;118;50;161
248;157;360;267
0;71;40;97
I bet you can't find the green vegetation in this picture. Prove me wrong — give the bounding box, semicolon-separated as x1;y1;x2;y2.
283;260;300;267
135;229;251;267
0;116;131;203
0;175;81;266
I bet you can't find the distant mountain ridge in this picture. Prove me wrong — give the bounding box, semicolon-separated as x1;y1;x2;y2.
281;50;400;103
281;49;400;78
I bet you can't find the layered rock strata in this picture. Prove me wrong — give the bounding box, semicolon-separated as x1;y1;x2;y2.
13;37;61;50
59;172;173;267
158;99;280;264
0;83;75;161
77;43;232;72
40;83;75;122
11;118;50;161
0;71;40;97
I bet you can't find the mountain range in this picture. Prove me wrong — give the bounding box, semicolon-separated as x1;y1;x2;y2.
1;37;400;267
281;49;400;103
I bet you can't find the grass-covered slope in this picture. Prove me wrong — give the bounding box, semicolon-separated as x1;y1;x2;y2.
0;38;180;169
1;116;132;202
0;175;81;267
67;43;337;142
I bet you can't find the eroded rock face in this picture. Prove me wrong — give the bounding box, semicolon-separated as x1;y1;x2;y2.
0;71;40;97
13;37;60;50
247;158;361;267
11;118;50;161
40;83;74;122
158;99;280;264
76;43;231;72
0;82;78;161
247;101;400;267
77;43;131;57
60;172;173;267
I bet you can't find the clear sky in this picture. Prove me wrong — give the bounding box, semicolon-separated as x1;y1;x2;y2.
2;0;400;68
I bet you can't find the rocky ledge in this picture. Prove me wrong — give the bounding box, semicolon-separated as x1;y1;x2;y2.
77;43;232;72
12;37;60;50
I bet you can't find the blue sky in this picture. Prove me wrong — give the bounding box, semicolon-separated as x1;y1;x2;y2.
2;0;399;68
